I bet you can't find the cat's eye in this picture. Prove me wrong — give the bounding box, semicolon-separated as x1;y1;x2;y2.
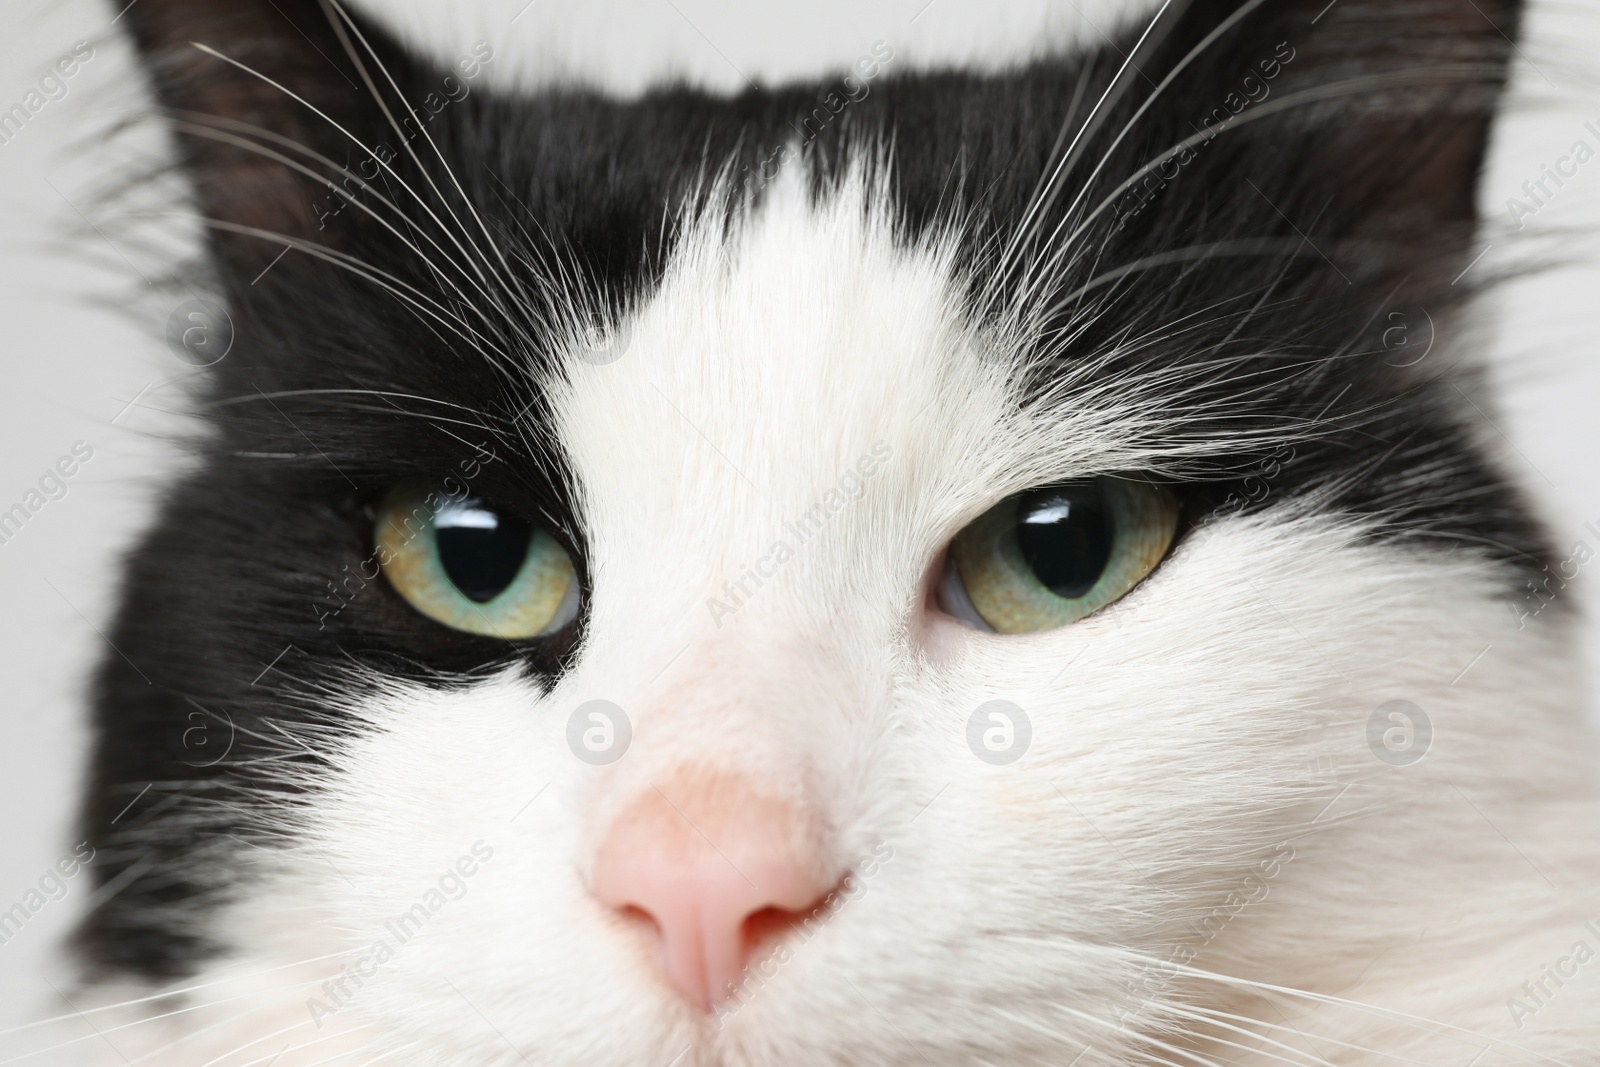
375;485;579;638
937;477;1178;634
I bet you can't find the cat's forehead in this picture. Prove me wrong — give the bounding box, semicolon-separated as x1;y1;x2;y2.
556;175;993;543
550;170;1208;571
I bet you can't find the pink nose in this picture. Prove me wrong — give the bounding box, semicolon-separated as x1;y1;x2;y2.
592;773;833;1010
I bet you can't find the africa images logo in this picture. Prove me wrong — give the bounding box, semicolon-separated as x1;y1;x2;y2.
306;841;495;1027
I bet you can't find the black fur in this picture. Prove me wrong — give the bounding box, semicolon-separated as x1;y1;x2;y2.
81;0;1545;976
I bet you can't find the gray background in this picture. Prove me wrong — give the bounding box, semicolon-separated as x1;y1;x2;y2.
2;0;1599;1032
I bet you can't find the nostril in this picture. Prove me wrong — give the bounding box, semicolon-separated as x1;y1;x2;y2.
740;903;815;962
618;903;659;934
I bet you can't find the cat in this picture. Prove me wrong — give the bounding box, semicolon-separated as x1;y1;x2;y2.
13;0;1600;1064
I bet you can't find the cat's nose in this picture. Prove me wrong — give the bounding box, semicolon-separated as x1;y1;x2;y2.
592;772;834;1010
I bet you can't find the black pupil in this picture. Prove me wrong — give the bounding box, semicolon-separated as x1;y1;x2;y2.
433;498;533;603
1014;482;1113;600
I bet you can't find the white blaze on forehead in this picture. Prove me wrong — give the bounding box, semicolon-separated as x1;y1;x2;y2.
549;170;1002;642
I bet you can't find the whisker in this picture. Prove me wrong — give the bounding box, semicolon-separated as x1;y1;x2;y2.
184;40;533;357
194;1018;373;1067
478;166;596;323
0;950;349;1046
1040;998;1235;1067
1037;238;1319;315
318;1;543;336
206;388;495;421
165;113;510;336
187;216;515;371
1173;1001;1472;1067
1156;961;1582;1067
125;982;352;1067
985;0;1179;304
1020;67;1507;317
1001;0;1277;315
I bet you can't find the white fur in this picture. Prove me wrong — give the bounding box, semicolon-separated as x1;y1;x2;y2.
24;169;1600;1067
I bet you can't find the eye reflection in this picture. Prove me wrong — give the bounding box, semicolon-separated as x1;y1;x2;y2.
433;500;534;603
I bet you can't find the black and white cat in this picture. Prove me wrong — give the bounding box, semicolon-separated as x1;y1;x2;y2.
17;0;1600;1063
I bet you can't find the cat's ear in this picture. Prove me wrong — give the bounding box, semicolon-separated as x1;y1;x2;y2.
123;0;421;264
1106;0;1521;298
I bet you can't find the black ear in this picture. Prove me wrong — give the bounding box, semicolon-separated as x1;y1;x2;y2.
123;0;434;267
1118;0;1521;296
121;0;533;429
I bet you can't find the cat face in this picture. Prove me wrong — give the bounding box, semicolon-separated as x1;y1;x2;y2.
55;0;1600;1064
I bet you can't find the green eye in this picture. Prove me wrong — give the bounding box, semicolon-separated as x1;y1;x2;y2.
376;484;578;639
939;477;1178;634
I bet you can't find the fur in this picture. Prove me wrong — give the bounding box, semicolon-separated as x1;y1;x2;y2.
13;0;1600;1064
